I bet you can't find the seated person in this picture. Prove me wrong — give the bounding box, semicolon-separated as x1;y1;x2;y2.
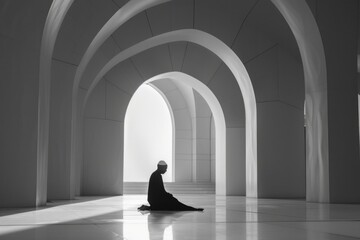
139;160;203;211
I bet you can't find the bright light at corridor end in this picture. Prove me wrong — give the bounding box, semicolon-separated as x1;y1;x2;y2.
124;84;173;182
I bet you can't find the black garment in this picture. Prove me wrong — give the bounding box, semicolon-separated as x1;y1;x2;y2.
147;169;201;211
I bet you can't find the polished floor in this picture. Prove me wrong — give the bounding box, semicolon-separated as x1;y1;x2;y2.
1;195;360;239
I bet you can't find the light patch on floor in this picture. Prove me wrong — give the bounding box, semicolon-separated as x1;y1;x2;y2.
0;195;360;239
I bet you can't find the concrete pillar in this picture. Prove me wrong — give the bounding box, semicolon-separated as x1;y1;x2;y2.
48;60;75;200
317;0;360;203
193;91;212;182
207;63;247;195
226;127;246;195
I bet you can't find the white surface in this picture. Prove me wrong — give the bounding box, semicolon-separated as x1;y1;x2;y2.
83;119;124;195
39;0;74;206
48;60;75;200
257;102;305;198
104;60;143;94
226;128;246;195
105;82;131;121
1;195;360;239
124;85;173;182
0;1;52;207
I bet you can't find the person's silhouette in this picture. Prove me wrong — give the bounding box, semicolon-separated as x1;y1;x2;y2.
140;160;203;211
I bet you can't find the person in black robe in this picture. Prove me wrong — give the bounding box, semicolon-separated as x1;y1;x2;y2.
144;160;203;211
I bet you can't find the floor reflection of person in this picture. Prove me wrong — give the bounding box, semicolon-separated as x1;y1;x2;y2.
147;160;204;211
147;211;190;240
147;212;173;240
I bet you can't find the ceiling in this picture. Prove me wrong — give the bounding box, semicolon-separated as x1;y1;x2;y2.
52;0;312;127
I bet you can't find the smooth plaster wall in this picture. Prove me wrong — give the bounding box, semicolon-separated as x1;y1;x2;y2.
257;102;305;198
82;80;130;195
0;0;51;207
194;91;213;182
48;60;75;200
245;42;305;198
75;89;86;196
317;0;360;203
83;119;123;195
226;128;246;195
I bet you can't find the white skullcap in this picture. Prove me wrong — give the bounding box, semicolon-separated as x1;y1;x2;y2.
158;160;167;166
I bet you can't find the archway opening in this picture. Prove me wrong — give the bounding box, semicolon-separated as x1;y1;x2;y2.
124;84;174;183
146;72;228;195
83;28;254;195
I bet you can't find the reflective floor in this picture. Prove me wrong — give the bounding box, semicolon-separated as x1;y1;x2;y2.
1;195;360;239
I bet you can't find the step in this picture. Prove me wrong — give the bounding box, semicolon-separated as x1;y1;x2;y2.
123;182;215;194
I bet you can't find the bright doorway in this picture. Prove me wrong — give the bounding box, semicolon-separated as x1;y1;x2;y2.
124;84;174;182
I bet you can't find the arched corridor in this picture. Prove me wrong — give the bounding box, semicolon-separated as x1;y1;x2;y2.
1;0;360;239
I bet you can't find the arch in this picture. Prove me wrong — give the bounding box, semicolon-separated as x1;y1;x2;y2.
270;0;328;202
39;0;328;201
69;0;170;198
150;79;213;183
148;83;176;180
38;0;74;205
72;0;169;93
81;72;223;194
146;72;226;194
82;30;256;196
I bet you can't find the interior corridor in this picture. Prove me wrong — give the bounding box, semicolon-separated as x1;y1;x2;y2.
1;195;360;240
1;1;360;239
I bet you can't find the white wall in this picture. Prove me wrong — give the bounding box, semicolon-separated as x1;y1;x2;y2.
82;80;131;195
193;91;213;182
0;0;51;207
83;119;123;195
246;44;305;198
318;0;360;202
48;60;75;200
257;103;305;198
226;128;246;195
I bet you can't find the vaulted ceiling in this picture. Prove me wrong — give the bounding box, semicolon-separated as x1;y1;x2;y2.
52;0;307;128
